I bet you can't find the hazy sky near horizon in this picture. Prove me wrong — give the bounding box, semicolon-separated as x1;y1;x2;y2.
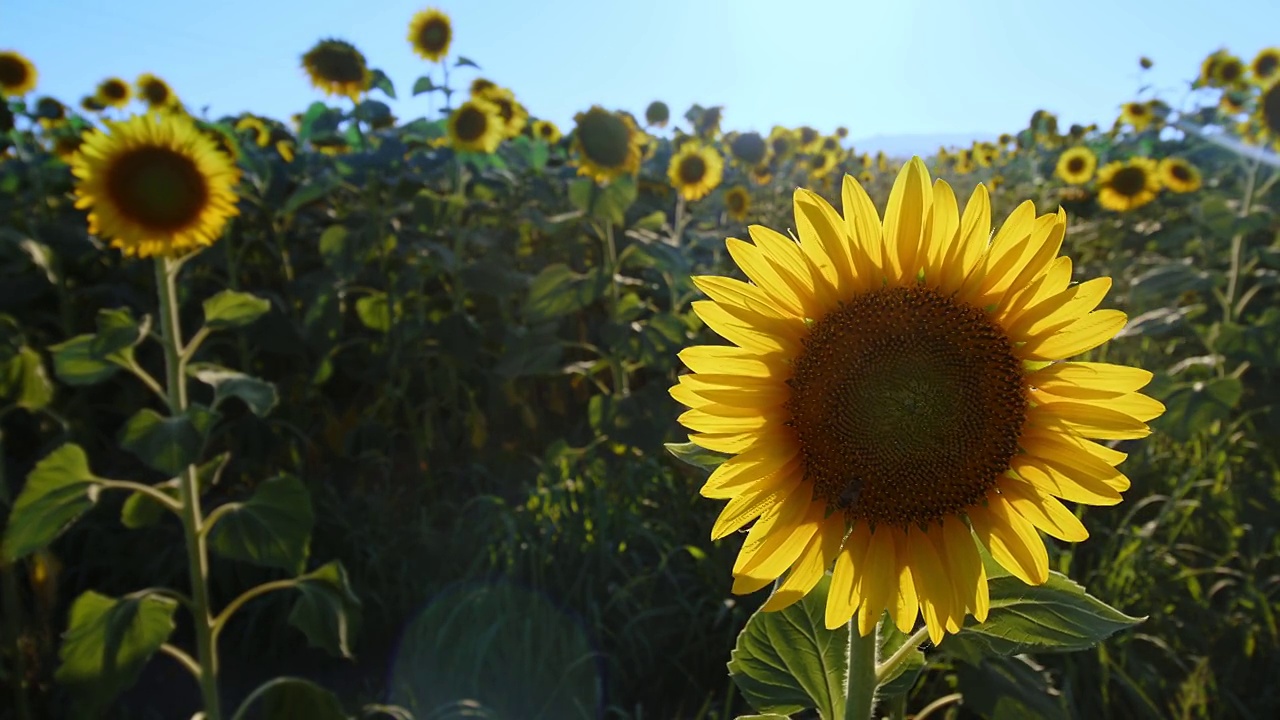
4;0;1277;141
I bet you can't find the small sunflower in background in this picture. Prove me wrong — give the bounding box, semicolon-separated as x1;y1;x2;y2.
80;95;106;113
1219;91;1248;116
644;100;670;128
447;98;505;154
301;39;370;102
1255;82;1280;148
71;112;241;258
34;96;67;128
835;126;849;139
469;77;497;96
729;131;767;167
668;143;724;202
52;132;85;162
806;151;838;179
531;119;561;144
475;86;528;139
1157;157;1202;193
1097;157;1160;211
1250;47;1280;86
313;137;351;156
95;77;132;109
1213;53;1247;87
1199;50;1227;86
723;185;751;221
795;126;822;153
857;169;874;184
136;74;178;111
408;8;452;62
268;127;296;162
820;136;842;154
1119;101;1153;131
571;106;643;183
1055;146;1097;185
768;127;796;161
0;50;37;97
200;123;242;163
876;151;890;173
749;163;773;186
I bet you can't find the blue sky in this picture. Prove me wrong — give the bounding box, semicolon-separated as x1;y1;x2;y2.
4;0;1277;144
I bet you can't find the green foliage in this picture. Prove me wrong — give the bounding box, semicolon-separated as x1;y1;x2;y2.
287;561;362;659
117;405;217;476
232;677;348;720
2;444;102;562
208;475;314;573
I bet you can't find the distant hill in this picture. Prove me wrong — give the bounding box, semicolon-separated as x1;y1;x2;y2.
850;132;999;159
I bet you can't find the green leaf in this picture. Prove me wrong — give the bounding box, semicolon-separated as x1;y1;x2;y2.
0;345;54;410
120;453;228;529
203;290;271;330
208;475;314;574
47;334;123;386
727;575;846;718
1154;377;1244;442
568;176;637;225
118;406;217;476
2;444;103;562
367;68;396;99
318;225;350;267
231;677;347;720
524;264;609;324
664;441;730;471
455;56;481;69
947;570;1143;658
281;175;343;217
188;363;279;417
54;591;178;718
411;76;437;96
735;716;792;720
355;292;395;333
289;561;362;659
955;655;1068;720
90;307;151;357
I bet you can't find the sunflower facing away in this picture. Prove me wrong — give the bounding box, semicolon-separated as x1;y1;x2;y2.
1055;146;1097;185
1255;82;1280;149
72;113;241;258
645;101;670;128
408;8;452;62
572;106;644;183
0;50;37;97
769;127;796;160
301;39;370;102
95;77;132;109
671;158;1162;642
1096;157;1160;211
1158;157;1202;194
669;143;725;202
447;98;505;154
136;73;177;111
1251;47;1280;86
531;119;562;144
724;185;751;221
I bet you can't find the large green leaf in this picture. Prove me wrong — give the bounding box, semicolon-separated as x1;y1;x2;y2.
524;264;609;324
288;561;362;659
90;307;151;357
568;176;637;225
1154;377;1243;442
955;655;1068;720
188;363;279;417
118;406;218;476
2;444;103;562
54;590;178;718
0;345;53;410
46;334;123;386
231;677;347;720
727;575;847;719
203;290;272;330
664;441;730;472
208;475;314;573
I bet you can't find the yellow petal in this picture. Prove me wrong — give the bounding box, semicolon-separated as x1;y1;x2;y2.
905;526;951;644
958;200;1035;299
749;225;827;318
1028;401;1152;440
997;478;1089;542
732;573;775;594
690;431;761;454
1028;362;1153;395
888;533;920;634
734;489;820;577
678;345;787;377
967;212;1059;307
999;255;1073;321
939;516;988;625
922;179;959;283
992;216;1067;311
678;405;785;434
1010;455;1123;505
692;301;799;355
1009;277;1113;339
1021;426;1128;466
1019;310;1128;361
726;238;808;317
711;477;801;540
938;183;990;296
674;373;791;409
1032;389;1165;423
760;514;846;612
840;175;885;289
701;443;799;497
882;157;932;283
968;500;1049;585
693;275;794;320
857;527;897;636
826;522;871;629
794;189;854;302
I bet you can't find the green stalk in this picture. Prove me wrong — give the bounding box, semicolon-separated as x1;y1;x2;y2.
154;258;222;720
844;617;880;720
1224;158;1260;323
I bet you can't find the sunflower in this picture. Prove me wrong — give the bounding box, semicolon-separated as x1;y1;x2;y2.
1157;157;1201;193
645;101;670;128
1055;146;1097;185
671;158;1161;642
796;126;822;153
572;106;644;183
1096;158;1160;211
301;39;370;102
199;123;242;163
1255;82;1280;147
806;152;838;179
768;127;796;161
313;137;351;156
724;185;752;221
136;74;177;110
668;143;724;202
475;86;528;139
95;77;131;109
749;164;773;186
34;96;66;128
1119;101;1154;131
79;95;104;113
469;77;497;97
730;131;768;166
532;119;562;144
1213;54;1247;87
52;133;85;162
1251;47;1280;86
408;8;452;62
71;113;241;258
858;169;874;184
877;151;890;172
1219;91;1248;116
447;98;505;154
235;116;271;147
0;51;37;97
835;126;849;139
1199;51;1226;86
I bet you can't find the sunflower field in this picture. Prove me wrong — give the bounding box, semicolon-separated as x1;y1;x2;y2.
1;11;1280;720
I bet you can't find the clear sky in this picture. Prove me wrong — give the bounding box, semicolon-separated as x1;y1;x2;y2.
4;0;1277;143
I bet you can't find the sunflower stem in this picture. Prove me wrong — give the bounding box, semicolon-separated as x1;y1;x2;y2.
875;625;929;686
844;616;879;720
154;257;223;720
1224;157;1260;323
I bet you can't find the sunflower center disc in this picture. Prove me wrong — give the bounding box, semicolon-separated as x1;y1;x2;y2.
1067;157;1085;173
0;57;26;87
679;156;707;184
313;47;365;83
1111;167;1147;197
578;113;630;167
455;107;488;142
1258;55;1278;78
420;20;448;51
1171;164;1191;182
103;82;127;100
106;147;210;232
143;83;169;105
786;286;1027;527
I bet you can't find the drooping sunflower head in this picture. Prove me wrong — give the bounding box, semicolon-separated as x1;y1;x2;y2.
723;185;752;221
34;96;66;125
673;158;1162;642
1157;157;1202;193
71;112;241;258
1251;47;1280;86
645;100;670;128
1055;146;1097;185
198;122;242;164
1256;82;1280;147
668;143;724;202
729;131;768;166
95;78;132;109
136;73;177;110
693;106;724;139
532;119;562;144
475;86;528;139
408;8;452;62
768;127;796;160
447;98;505;154
301;38;370;102
835;126;849;139
571;106;643;183
997;133;1013;146
0;51;37;97
1096;157;1161;211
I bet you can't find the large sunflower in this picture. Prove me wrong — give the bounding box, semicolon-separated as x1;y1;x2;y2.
136;73;177;111
71;113;241;258
1096;158;1160;211
1055;146;1097;185
669;143;724;202
95;77;132;109
1157;157;1202;194
571;106;644;183
1251;47;1280;86
408;8;452;62
1119;101;1153;131
724;185;752;221
301;39;370;102
0;50;37;97
447;98;505;154
671;158;1161;642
